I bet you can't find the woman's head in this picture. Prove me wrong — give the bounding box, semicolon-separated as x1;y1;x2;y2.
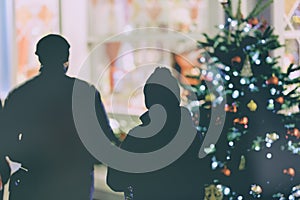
144;67;180;109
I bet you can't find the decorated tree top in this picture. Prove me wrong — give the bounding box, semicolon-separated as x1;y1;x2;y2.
199;0;280;77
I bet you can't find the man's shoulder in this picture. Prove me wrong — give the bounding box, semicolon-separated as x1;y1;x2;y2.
70;77;99;95
5;76;40;102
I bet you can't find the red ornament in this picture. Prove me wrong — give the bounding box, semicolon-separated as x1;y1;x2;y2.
225;103;237;113
222;166;231;176
287;128;300;139
266;75;279;85
275;96;284;104
233;117;248;125
248;17;259;26
283;168;295;177
231;56;242;63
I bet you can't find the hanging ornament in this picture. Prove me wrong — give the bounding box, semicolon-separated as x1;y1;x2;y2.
250;184;263;198
231;56;242;63
283;168;296;177
233;117;248;126
247;100;258;111
222;166;231;176
238;155;246;170
251;184;262;194
205;93;216;102
266;74;279;85
265;132;279;143
204;184;223;200
240;56;253;77
275;96;284;104
248;17;259;26
287;128;300;139
225;103;237;113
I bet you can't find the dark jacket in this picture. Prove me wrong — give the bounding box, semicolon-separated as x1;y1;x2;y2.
107;106;205;200
2;70;115;200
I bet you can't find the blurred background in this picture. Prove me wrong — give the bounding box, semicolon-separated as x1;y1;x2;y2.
1;0;300;199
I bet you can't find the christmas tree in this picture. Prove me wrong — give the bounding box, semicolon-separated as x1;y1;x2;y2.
179;0;300;199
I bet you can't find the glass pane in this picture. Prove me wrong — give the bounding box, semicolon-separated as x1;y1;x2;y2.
285;1;300;30
88;0;208;38
285;0;298;16
284;39;300;67
87;0;210;115
15;0;60;85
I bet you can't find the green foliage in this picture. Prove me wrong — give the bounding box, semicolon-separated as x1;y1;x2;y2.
179;0;300;198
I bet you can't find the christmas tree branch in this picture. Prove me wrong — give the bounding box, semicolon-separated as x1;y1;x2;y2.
247;0;273;20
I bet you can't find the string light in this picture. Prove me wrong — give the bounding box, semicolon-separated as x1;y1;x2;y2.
240;78;246;85
225;66;230;71
224;187;231;195
232;90;239;99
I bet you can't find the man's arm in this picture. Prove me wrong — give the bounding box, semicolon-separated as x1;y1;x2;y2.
94;90;120;146
0;98;12;186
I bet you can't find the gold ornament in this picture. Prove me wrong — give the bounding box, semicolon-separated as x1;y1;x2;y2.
205;93;216;102
266;74;279;85
238;155;246;170
247;100;257;111
251;184;263;194
204;184;223;200
240;56;253;77
266;132;279;143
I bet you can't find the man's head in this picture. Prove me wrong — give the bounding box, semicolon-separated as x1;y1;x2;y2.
35;34;70;71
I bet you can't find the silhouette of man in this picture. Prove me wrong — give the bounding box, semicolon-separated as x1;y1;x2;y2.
107;67;205;200
1;34;117;200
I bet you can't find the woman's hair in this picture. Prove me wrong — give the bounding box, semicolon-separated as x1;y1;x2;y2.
144;67;180;108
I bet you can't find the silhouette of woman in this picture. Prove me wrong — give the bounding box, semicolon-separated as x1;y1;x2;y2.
107;67;204;200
